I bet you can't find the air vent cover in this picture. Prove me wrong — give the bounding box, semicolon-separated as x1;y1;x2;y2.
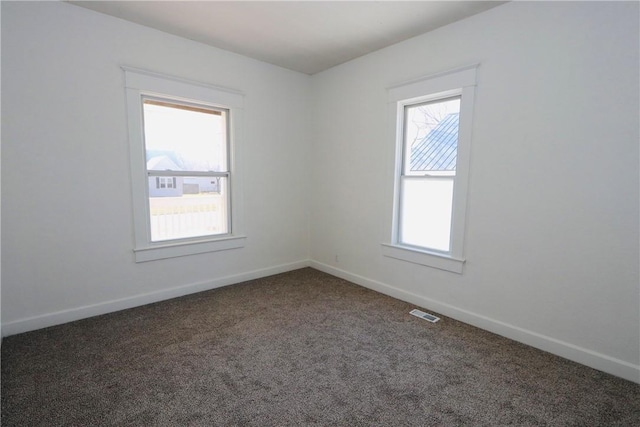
410;309;440;323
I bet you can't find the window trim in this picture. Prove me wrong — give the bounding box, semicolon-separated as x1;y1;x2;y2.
383;64;478;274
123;66;246;262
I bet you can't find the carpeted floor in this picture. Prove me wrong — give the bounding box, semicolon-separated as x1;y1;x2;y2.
2;268;639;426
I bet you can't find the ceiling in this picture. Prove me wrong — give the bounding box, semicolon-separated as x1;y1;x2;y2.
68;1;506;75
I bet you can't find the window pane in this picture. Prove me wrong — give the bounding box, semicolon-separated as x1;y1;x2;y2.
143;99;228;172
400;177;454;252
148;176;228;242
405;97;460;175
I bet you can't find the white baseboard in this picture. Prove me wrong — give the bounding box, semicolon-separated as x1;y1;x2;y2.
309;261;640;384
1;260;310;337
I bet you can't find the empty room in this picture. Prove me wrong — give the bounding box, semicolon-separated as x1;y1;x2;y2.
1;1;639;425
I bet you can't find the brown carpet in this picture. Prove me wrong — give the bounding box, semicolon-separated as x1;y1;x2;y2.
2;268;639;426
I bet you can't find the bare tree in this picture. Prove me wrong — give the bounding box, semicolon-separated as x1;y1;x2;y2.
407;98;460;147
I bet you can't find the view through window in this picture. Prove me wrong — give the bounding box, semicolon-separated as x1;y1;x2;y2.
142;99;229;242
400;97;460;252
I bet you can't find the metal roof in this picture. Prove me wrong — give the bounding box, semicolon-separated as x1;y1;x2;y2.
410;113;459;172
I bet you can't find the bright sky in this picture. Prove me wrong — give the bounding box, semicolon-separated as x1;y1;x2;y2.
143;102;227;171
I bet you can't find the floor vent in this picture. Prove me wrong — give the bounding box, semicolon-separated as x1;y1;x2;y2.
410;309;440;323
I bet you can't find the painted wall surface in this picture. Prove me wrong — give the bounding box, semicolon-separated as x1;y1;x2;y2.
1;2;310;327
310;1;639;373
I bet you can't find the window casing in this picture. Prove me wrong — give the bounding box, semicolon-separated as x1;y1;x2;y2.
382;65;477;274
124;67;245;262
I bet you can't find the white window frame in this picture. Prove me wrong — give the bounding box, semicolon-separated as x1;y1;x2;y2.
123;67;246;262
382;64;477;274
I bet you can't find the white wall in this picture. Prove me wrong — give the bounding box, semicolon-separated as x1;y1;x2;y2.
309;1;639;382
1;1;310;332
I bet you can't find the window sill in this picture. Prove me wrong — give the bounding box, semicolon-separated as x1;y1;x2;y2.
381;243;465;274
134;235;246;262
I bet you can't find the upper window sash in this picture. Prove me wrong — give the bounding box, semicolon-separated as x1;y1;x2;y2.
401;94;461;177
142;96;231;175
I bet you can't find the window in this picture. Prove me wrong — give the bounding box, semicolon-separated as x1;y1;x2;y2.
143;99;229;242
124;67;245;262
382;65;477;274
156;177;177;189
401;96;460;252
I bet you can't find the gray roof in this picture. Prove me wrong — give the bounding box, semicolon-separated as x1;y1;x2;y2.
410;113;459;172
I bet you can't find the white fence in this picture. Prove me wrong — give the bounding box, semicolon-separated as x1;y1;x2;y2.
149;194;227;241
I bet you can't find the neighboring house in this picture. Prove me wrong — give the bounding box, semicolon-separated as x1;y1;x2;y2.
410;113;459;172
147;152;221;197
147;155;184;197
